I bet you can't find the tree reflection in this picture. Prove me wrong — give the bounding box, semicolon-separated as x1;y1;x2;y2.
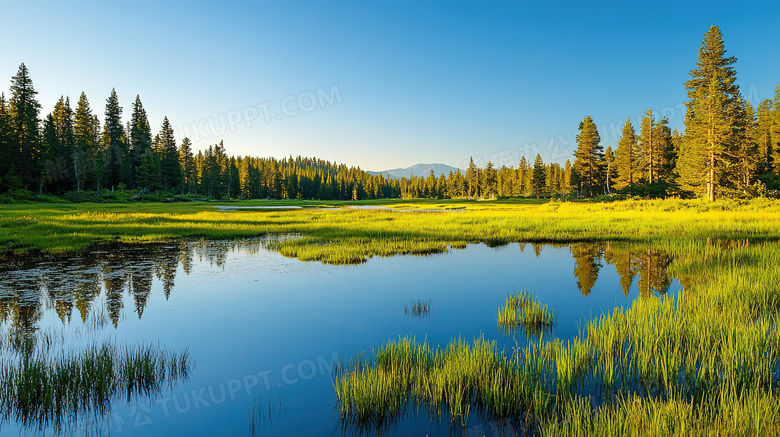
571;243;603;296
0;239;268;332
0;238;677;332
525;242;675;297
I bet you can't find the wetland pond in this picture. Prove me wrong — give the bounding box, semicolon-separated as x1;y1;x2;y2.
0;237;679;436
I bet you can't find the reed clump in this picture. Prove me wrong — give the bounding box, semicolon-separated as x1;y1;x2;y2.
404;299;432;319
335;241;780;435
497;290;556;334
0;331;193;433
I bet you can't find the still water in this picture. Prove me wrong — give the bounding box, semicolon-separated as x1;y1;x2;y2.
0;238;678;436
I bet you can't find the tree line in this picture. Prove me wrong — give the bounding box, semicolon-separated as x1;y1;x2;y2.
0;67;406;201
1;26;777;202
571;25;780;200
0;63;573;201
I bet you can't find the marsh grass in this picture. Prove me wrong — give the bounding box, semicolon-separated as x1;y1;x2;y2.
249;392;284;436
0;327;193;434
404;299;432;320
4;198;780;434
3;199;780;263
497;290;556;335
334;241;780;435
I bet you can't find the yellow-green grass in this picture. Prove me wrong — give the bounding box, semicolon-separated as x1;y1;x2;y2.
4;198;780;434
0;328;192;433
497;290;556;335
334;240;780;435
2;198;780;263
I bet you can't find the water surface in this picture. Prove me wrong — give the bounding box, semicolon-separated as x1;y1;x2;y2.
0;238;678;436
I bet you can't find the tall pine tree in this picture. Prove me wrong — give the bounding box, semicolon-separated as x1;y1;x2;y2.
637;108;662;184
755;99;774;174
102;88;128;189
573;115;604;197
179;137;196;194
614;118;636;190
531;153;546;197
157;117;181;191
52;96;76;190
772;86;780;173
9;63;42;189
74;92;100;192
677;25;740;201
129;95;152;187
0;93;14;190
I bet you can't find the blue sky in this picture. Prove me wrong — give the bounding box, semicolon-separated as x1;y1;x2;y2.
2;1;778;171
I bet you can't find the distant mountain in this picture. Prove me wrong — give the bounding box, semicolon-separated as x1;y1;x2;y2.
367;163;462;180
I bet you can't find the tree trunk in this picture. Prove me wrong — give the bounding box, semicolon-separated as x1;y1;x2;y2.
73;151;80;193
708;152;715;202
648;134;654;184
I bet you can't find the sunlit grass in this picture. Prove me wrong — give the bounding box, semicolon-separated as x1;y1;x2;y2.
4;198;780;434
2;198;780;263
0;328;193;434
333;234;780;435
497;290;556;335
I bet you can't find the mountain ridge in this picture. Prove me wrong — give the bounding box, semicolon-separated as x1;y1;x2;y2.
367;163;462;180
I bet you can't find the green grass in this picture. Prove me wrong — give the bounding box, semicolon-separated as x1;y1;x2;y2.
0;328;192;433
334;240;780;435
497;290;556;335
2;198;780;263
4;198;780;434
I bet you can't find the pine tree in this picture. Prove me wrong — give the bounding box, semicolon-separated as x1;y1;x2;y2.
677;25;740;201
129;95;152;187
573;115;604;197
9;63;42;189
239;157;251;199
604;146;615;194
654;117;675;181
41;114;59;188
74;93;100;191
157;117;181;191
482;161;496;198
436;173;447;199
0;93;15;190
425;169;437;198
772;85;780;173
465;157;478;198
614;118;636;190
724;96;757;193
52;96;76;190
135;149;160;191
637;108;663;184
102;88;128;189
755;99;774;174
531;153;546;197
563;159;572;193
226;156;239;198
517;156;528;195
179;137;196;194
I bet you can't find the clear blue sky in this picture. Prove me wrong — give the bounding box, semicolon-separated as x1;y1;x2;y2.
2;0;779;171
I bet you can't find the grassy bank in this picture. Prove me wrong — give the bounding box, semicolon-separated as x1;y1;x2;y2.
4;198;780;435
2;198;780;262
335;240;780;435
